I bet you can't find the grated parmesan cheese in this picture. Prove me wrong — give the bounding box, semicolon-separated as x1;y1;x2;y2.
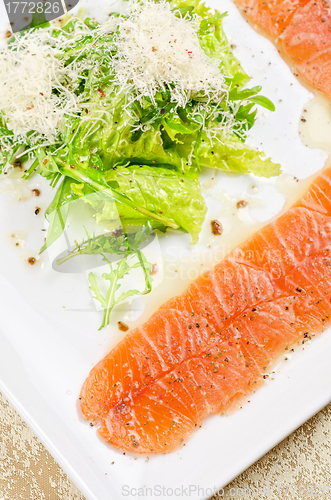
0;28;80;142
103;0;227;108
0;0;238;155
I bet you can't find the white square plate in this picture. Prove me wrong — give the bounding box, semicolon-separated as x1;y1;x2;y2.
1;1;331;499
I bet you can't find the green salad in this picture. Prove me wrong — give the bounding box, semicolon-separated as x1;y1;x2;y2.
0;0;280;328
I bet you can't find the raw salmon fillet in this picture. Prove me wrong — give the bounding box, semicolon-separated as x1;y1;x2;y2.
281;0;331;99
234;0;309;38
234;0;331;99
80;168;331;453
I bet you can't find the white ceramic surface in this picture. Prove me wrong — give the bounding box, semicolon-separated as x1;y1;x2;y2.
0;2;330;500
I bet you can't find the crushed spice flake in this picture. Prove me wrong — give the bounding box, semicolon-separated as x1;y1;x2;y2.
118;321;129;332
237;200;248;209
211;219;223;235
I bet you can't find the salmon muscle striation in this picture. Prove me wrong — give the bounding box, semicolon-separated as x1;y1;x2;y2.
234;0;331;99
281;0;331;99
234;0;309;38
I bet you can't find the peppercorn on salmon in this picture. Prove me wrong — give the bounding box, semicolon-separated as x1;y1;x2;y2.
80;167;331;453
234;0;331;99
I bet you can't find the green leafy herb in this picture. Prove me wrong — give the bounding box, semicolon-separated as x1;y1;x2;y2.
248;95;275;111
40;177;77;253
58;225;154;329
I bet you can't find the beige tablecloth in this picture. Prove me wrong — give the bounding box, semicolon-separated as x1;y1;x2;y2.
1;391;331;499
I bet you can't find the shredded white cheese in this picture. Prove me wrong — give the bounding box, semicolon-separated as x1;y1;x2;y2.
0;28;79;142
0;0;234;152
104;0;226;108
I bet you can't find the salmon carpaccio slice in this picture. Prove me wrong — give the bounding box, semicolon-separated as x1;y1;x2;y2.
281;0;331;99
234;0;331;99
80;168;331;453
234;0;309;38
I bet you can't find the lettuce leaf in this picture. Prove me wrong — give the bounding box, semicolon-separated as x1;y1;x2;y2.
170;0;249;87
70;165;207;243
176;130;281;177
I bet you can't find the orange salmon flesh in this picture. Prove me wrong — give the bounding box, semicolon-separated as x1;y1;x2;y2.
234;0;331;99
80;168;331;453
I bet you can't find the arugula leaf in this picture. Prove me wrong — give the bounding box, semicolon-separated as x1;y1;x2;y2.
56;223;157;264
199;12;228;35
233;102;257;135
173;6;194;17
229;85;275;111
228;86;262;101
40;177;77;253
59;225;154;329
249;95;275;111
88;253;144;330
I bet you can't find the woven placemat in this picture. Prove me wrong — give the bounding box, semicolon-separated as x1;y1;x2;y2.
1;391;331;500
